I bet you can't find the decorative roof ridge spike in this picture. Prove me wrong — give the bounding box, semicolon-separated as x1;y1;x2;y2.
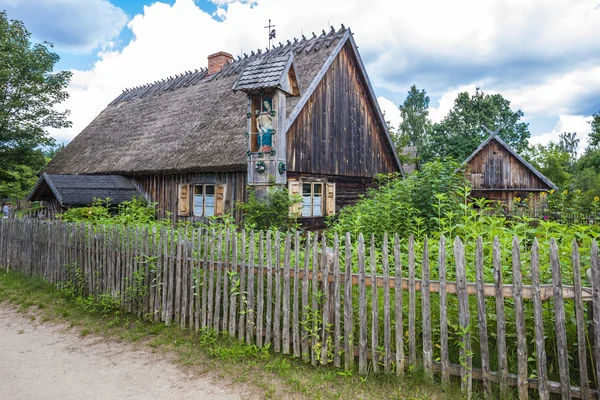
302;34;306;40
321;29;326;36
312;32;316;38
341;23;345;30
330;26;335;33
250;50;255;56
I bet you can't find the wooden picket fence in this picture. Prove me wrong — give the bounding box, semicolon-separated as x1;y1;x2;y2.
0;218;599;399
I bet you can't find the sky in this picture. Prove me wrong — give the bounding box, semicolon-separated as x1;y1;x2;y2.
1;0;599;151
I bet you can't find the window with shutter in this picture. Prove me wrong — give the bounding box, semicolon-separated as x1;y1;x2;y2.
288;180;302;216
178;184;190;216
215;184;227;215
326;182;336;215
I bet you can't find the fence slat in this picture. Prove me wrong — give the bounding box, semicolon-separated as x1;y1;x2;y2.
455;237;472;399
237;231;246;341
493;236;508;397
439;235;449;385
201;230;209;329
421;235;432;376
344;232;354;371
333;233;341;368
274;231;282;352
293;232;301;358
358;233;367;375
221;230;230;333
265;232;273;346
302;232;311;363
321;233;331;365
283;232;291;355
571;240;589;399
591;240;600;393
213;229;223;333
408;234;416;367
382;234;391;374
194;228;202;330
550;238;571;400
530;238;549;400
228;231;238;337
207;229;216;330
474;237;491;397
512;237;528;400
245;231;255;345
311;233;319;366
256;232;264;348
181;227;189;328
370;235;379;373
394;234;404;376
175;228;182;325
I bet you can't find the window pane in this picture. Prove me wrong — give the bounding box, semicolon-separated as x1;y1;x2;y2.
205;185;215;217
193;186;203;216
313;184;322;216
302;183;312;196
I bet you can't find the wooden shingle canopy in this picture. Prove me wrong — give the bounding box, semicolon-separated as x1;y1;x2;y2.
232;54;300;96
28;173;143;207
462;127;558;192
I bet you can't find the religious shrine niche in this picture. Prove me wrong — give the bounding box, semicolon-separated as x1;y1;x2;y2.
249;93;276;155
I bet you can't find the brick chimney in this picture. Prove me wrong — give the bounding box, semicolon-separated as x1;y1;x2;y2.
207;51;233;75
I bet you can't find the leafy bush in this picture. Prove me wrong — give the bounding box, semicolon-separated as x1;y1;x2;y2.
59;197;166;226
236;187;301;232
329;161;466;241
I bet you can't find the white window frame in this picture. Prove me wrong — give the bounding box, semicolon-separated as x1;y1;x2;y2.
302;182;324;217
193;184;216;217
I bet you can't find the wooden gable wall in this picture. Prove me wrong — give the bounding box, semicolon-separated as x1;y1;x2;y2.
466;139;549;191
286;41;397;177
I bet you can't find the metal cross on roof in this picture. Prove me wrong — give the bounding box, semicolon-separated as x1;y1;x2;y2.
264;19;276;50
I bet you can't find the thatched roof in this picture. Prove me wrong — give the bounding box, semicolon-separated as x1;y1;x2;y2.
46;26;349;176
28;173;143;206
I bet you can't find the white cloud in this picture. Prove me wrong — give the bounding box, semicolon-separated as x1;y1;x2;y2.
377;97;401;133
0;0;127;53
52;0;600;142
529;115;593;153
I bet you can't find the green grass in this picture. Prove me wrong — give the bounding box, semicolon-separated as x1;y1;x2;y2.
0;269;464;399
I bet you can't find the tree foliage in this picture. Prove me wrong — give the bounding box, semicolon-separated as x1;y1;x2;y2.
396;85;430;158
236;188;301;232
422;89;530;163
0;11;71;196
588;111;600;147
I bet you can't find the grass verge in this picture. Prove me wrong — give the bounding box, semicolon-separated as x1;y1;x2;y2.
0;269;463;399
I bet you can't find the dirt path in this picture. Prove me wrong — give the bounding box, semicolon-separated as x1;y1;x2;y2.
0;306;245;400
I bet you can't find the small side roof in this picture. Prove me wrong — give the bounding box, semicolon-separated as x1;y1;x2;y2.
28;173;145;206
233;53;300;96
462;126;558;191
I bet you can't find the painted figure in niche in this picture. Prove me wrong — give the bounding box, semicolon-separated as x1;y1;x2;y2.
256;97;273;152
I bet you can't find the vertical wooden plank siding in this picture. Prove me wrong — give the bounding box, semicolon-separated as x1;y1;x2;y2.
571;241;589;399
550;238;571;400
493;236;508;397
530;239;549;400
454;237;472;399
474;237;491;397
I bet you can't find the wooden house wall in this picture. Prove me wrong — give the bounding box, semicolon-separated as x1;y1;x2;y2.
286;42;397;178
131;172;246;223
466;140;548;191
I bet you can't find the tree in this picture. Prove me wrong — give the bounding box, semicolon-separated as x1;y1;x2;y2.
589;111;600;146
397;85;431;157
0;11;71;197
421;88;530;163
529;143;572;188
558;132;579;167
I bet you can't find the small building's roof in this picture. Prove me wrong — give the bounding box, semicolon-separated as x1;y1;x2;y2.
463;128;558;191
28;173;144;206
233;54;299;96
